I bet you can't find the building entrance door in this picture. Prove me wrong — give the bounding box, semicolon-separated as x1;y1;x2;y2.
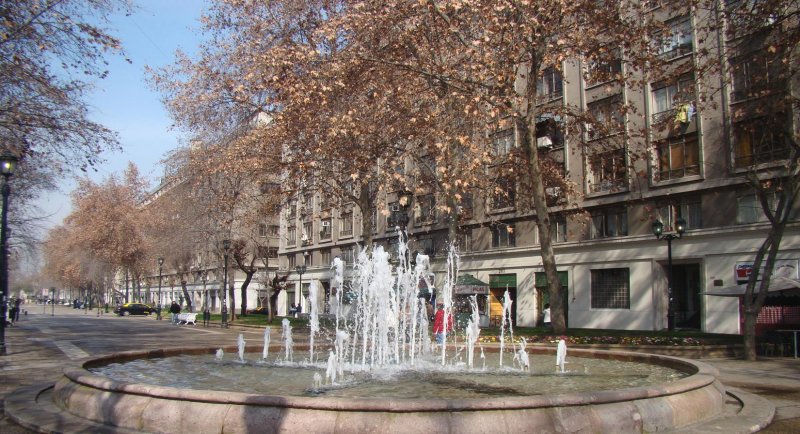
673;264;701;329
489;274;516;326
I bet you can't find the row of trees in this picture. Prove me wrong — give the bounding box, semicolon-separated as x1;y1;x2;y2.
150;0;799;359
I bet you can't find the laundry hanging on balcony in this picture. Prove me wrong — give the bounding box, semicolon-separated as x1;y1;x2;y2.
675;102;696;124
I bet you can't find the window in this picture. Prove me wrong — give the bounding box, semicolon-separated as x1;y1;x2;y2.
321;249;331;266
370;208;378;234
587;95;624;139
492;177;516;210
731;54;786;102
302;221;313;245
587;48;622;86
269;225;280;236
733;116;791;168
414;194;436;225
341;246;355;265
287;225;297;246
591;207;628;238
656;198;702;231
493;128;514;157
319;192;334;210
588;148;627;193
591;268;630;309
457;192;474;219
651;76;695;123
537;66;564;101
658;17;693;60
725;0;781;37
288;254;296;269
655;133;700;181
457;228;472;252
551;216;568;243
258;223;268;238
257;246;278;259
491;222;516;248
287;199;297;219
418;236;435;257
320;218;332;240
340;211;354;237
301;193;313;215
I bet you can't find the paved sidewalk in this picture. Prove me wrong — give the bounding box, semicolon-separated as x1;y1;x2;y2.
1;305;799;433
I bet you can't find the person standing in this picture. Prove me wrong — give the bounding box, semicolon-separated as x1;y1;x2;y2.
432;303;453;344
202;307;211;327
169;301;181;324
8;298;19;325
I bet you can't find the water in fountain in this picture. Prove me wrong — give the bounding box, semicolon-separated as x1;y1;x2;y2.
215;348;223;361
498;288;514;367
237;334;246;363
465;295;481;369
281;318;293;362
556;339;567;373
90;240;690;399
514;338;530;372
262;327;270;361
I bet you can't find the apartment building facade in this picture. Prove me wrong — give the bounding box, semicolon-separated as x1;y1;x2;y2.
272;3;799;333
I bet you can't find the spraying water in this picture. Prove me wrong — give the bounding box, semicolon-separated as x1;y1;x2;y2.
556;339;567;373
308;280;320;363
262;327;271;361
514;338;530;372
281;318;293;362
465;295;481;368
237;334;246;363
215;348;223;361
498;288;514;367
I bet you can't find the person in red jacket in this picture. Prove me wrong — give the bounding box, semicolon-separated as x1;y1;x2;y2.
433;303;453;344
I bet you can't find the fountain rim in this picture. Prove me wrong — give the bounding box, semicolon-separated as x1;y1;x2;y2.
68;345;720;413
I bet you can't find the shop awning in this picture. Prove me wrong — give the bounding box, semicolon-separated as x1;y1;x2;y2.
702;277;800;297
455;274;489;295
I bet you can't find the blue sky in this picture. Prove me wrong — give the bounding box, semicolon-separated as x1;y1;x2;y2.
36;0;208;229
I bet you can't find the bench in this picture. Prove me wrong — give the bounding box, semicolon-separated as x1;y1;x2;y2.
177;313;197;326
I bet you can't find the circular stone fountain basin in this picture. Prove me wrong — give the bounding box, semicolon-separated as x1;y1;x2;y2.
52;345;726;433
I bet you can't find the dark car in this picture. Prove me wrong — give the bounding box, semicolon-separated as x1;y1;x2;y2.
114;302;154;316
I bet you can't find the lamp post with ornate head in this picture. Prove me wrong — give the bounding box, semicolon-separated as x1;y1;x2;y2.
0;153;17;355
652;217;686;331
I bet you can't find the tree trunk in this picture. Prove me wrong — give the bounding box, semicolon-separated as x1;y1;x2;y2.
228;284;235;323
240;270;254;316
523;55;566;335
180;280;194;312
357;182;374;253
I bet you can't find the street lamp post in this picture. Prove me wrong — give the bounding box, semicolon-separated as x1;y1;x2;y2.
652;217;686;332
157;257;164;320
222;239;230;328
0;153;18;355
295;263;307;314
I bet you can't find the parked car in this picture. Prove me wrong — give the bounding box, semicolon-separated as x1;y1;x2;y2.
114;302;154;316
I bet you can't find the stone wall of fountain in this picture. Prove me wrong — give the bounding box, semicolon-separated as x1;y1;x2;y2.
52;346;726;433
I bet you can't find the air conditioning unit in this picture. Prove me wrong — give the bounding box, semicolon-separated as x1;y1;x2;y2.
536;136;553;148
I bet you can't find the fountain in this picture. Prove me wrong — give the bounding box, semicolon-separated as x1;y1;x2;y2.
40;244;729;433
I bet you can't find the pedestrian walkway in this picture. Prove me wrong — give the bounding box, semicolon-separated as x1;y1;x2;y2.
1;305;798;433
